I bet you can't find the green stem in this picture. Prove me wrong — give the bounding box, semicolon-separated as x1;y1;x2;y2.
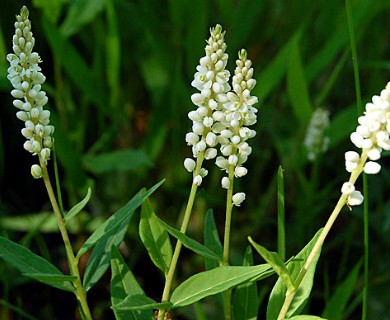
277;152;367;320
223;165;235;266
222;165;235;320
345;1;368;318
40;159;92;320
158;155;204;320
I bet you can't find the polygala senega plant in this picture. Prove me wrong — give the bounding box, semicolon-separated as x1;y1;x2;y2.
3;5;390;320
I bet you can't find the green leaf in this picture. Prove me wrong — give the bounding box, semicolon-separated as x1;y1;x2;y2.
287;37;312;125
114;295;172;312
289;316;327;320
232;246;258;320
248;237;294;292
139;198;172;274
267;229;323;320
60;0;108;37
77;179;164;258
170;264;272;308
82;149;153;174
83;214;129;292
204;209;223;271
158;217;221;262
110;246;154;320
22;273;77;283
277;166;286;261
322;261;361;320
0;236;74;292
64;187;92;223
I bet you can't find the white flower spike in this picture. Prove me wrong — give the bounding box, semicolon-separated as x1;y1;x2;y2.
185;24;231;186
7;6;54;178
342;81;390;207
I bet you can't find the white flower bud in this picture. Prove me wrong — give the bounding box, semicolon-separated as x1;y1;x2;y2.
350;132;363;148
192;123;204;135
345;160;358;173
364;161;381;174
345;151;360;162
228;154;238;166
216;156;227;169
21;128;33;138
221;177;230;189
203;116;214;127
341;182;355;195
31;164;42;179
231;135;241;145
184;158;196;172
232;192;246;206
204;148;217;159
193;175;202;186
11;90;24;98
186;132;199;146
234;166;248;177
206;132;217;147
13;99;24;109
367;148;381;161
16;111;29;121
221;144;233;156
347;190;364;206
41;148;50;160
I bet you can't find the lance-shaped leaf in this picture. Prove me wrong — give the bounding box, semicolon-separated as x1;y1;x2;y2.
110;246;154;320
0;236;74;292
158;217;221;262
64;187;92;223
204;209;223;271
139;198;172;274
266;229;323;320
248;237;294;292
170;264;272;308
77;179;164;258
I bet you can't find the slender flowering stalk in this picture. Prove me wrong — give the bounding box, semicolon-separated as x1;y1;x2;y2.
7;7;92;319
216;49;258;263
158;24;231;320
216;49;258;320
304;108;330;162
277;82;390;320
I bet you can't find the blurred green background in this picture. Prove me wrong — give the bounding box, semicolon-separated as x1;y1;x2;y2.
1;0;390;319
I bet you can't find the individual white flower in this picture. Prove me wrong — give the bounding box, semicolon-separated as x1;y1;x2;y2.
232;192;246;206
341;182;355;195
347;190;364;206
364;161;381;174
7;6;54;178
304;108;330;161
221;177;230;189
184;158;196;172
193;175;202;186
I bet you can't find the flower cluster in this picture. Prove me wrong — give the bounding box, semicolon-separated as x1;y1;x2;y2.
185;24;258;206
341;82;390;206
184;24;231;186
7;6;54;179
215;49;257;206
304;108;330;161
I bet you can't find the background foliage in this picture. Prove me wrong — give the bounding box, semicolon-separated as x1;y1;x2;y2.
0;0;390;319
